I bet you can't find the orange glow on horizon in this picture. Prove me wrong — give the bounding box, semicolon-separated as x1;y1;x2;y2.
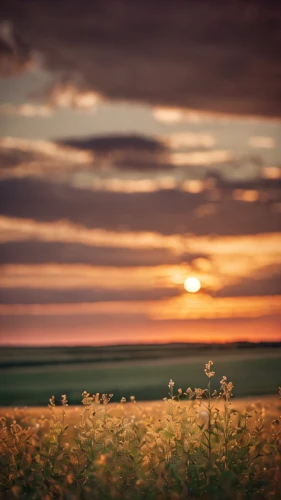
0;295;280;320
0;317;280;346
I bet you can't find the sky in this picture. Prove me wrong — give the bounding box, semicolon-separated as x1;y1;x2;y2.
0;0;280;346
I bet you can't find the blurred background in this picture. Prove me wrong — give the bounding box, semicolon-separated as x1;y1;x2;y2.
0;0;280;404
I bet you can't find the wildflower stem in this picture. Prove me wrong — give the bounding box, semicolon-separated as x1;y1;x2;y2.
207;378;212;469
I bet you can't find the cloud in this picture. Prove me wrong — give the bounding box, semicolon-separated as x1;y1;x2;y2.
152;107;207;124
216;269;281;297
152;107;266;125
262;167;281;180
249;136;275;149
0;82;102;117
0;262;209;293
0;240;203;267
0;301;150;317
0;136;94;180
0;137;92;166
170;150;234;167
1;294;281;321
232;189;259;203
0;286;181;305
150;294;281;320
1;217;280;285
61;135;166;154
0;103;52;117
60;134;170;172
45;80;101;110
0;21;34;75
1;1;281;118
0;177;280;236
167;133;215;149
1;134;276;184
0;135;173;179
1;216;280;258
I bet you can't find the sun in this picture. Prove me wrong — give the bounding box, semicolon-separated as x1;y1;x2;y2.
184;277;201;293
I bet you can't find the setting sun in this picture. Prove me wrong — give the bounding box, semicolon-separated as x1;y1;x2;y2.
184;277;201;293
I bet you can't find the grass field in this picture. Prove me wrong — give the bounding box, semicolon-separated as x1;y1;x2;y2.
0;344;281;406
0;358;280;499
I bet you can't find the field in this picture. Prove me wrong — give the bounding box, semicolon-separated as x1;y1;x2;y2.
0;344;281;406
0;349;281;499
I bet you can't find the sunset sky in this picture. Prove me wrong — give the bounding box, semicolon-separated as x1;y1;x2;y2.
0;0;280;345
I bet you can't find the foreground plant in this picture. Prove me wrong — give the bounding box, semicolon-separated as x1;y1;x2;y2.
0;361;280;499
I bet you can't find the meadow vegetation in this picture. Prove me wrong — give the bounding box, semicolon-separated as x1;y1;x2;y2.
1;344;281;406
0;361;281;499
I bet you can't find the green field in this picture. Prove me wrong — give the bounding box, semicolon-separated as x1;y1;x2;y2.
0;344;280;406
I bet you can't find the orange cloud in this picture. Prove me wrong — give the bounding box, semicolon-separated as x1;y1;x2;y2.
0;301;150;316
262;167;281;179
150;294;281;320
0;218;280;274
152;107;281;124
232;189;259;202
0;295;280;322
170;150;233;166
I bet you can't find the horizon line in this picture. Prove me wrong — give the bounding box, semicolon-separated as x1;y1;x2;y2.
1;340;281;349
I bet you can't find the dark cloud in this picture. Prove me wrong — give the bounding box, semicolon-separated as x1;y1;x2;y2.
0;134;170;176
216;272;281;297
205;170;281;193
60;134;170;172
0;146;41;169
0;22;32;75
0;286;181;304
1;0;281;117
0;178;280;236
1;135;278;178
0;240;204;267
60;135;166;154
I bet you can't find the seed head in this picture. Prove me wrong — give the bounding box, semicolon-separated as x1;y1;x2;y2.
168;379;175;389
220;376;234;400
204;360;215;378
61;394;68;406
195;388;205;399
48;395;55;407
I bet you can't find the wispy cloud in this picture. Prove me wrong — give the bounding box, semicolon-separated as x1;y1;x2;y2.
0;103;52;117
0;85;101;116
0;137;93;164
150;295;281;320
249;136;275;149
45;80;101;110
0;295;280;321
1;134;278;186
1;177;280;236
1;216;280;270
167;133;215;149
170;150;234;167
